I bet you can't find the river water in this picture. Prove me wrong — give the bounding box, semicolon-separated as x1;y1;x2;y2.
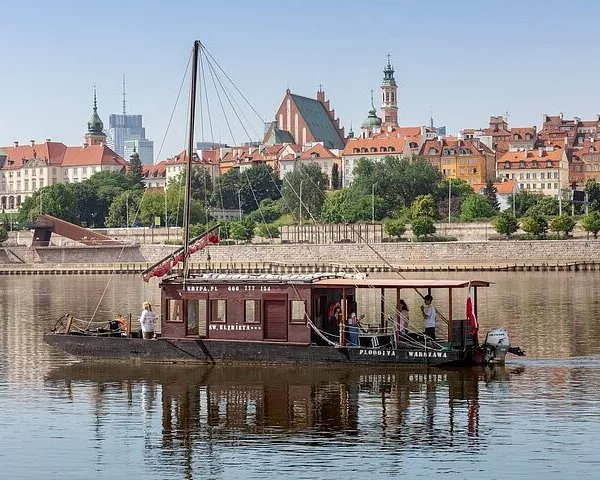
2;272;600;479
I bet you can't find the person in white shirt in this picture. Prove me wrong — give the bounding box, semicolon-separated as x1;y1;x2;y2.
139;301;156;339
420;295;436;340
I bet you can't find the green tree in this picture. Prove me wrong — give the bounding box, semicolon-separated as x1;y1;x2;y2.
434;178;473;220
282;163;328;222
211;168;242;210
240;164;282;211
585;178;600;212
331;163;341;189
352;156;442;211
126;149;144;189
411;216;436;239
509;190;539;218
70;182;104;227
520;214;548;238
493;211;519;238
580;211;600;238
483;181;500;211
549;214;576;237
410;194;436;219
320;188;385;223
18;184;77;223
460;194;497;220
105;190;143;228
383;218;406;240
0;226;8;245
139;187;207;227
526;195;559;217
229;220;253;242
247;198;283;224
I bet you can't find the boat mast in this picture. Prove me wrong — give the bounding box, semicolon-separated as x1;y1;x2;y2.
182;40;200;281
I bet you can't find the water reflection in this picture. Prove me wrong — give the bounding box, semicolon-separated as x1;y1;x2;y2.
45;364;524;474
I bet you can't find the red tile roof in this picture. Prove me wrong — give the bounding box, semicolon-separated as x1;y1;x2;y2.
299;143;337;159
62;144;126;167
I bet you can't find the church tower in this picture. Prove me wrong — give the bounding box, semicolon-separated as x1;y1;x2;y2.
381;55;398;127
84;87;107;146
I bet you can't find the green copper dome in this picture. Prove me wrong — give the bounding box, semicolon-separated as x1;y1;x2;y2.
87;88;105;135
361;108;381;129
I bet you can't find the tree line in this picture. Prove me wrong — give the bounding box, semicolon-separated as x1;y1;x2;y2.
3;154;600;243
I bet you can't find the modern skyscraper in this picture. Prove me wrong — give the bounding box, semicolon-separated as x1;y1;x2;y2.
107;76;155;164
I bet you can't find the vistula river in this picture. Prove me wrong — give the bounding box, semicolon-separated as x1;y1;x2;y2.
2;271;600;479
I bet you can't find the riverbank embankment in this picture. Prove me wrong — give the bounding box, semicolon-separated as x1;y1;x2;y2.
1;239;600;274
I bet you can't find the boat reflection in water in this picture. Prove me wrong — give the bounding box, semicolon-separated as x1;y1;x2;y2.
45;364;524;472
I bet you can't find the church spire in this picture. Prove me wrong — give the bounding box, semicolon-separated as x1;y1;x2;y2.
85;86;107;146
381;54;398;127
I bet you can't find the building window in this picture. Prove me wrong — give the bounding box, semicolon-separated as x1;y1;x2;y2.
290;300;306;324
210;299;226;323
245;300;261;323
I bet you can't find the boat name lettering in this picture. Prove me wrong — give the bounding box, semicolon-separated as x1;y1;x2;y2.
408;351;448;358
209;324;262;331
186;285;218;292
358;349;396;356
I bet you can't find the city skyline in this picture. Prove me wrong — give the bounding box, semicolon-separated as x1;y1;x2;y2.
3;0;600;161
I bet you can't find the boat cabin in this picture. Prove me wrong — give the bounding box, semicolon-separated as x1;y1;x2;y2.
159;273;489;349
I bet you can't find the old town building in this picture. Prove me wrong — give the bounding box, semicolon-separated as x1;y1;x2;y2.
0;93;125;212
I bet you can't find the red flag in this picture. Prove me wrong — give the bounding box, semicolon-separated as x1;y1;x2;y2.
466;285;478;335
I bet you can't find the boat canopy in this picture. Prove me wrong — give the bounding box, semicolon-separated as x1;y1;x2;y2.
162;273;490;289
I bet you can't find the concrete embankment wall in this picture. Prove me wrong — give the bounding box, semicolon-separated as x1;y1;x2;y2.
1;240;600;270
141;240;600;266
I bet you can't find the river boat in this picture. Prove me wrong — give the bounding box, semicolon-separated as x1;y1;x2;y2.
44;41;523;367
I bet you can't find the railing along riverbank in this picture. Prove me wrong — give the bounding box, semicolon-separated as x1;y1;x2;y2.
1;260;600;275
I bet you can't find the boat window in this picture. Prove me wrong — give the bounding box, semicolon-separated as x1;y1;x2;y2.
245;300;261;323
210;299;226;323
166;299;183;323
290;300;306;324
187;299;206;336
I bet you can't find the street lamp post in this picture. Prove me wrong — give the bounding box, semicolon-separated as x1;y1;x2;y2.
299;180;303;226
371;183;377;225
448;177;452;225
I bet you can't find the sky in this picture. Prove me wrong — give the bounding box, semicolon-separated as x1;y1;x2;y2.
3;0;600;162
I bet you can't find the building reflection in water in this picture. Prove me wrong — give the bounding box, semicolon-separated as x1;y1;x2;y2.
46;363;524;476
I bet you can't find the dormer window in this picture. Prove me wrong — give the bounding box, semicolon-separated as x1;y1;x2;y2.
504;162;511;169
525;133;532;140
361;148;367;153
546;160;553;167
513;134;522;140
310;152;319;158
531;161;538;168
353;148;359;153
429;148;438;154
590;147;596;152
519;161;526;168
389;146;395;152
449;149;456;155
380;147;387;152
370;147;377;152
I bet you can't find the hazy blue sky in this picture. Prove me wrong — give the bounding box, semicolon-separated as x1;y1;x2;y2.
2;0;599;161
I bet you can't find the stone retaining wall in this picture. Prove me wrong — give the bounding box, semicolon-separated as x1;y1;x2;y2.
2;239;600;266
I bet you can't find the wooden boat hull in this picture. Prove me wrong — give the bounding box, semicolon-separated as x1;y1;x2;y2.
43;333;476;366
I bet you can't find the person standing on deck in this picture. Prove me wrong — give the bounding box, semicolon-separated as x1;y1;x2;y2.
347;301;364;346
420;295;436;340
139;302;155;339
396;299;409;343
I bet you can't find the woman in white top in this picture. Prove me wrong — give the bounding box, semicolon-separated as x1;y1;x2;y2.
396;299;409;343
139;301;156;339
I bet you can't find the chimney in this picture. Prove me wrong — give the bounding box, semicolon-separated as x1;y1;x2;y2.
30;139;35;147
13;141;18;148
